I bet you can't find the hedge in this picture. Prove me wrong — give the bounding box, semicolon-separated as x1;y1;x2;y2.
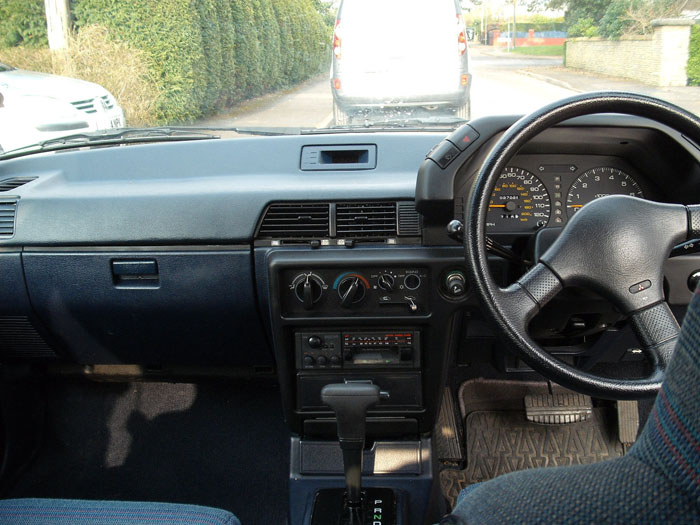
3;0;331;124
0;0;47;48
689;25;700;87
72;0;209;123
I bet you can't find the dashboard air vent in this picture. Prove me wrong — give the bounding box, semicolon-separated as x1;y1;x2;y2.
336;201;397;238
258;203;330;239
397;202;421;236
0;199;17;238
0;176;36;192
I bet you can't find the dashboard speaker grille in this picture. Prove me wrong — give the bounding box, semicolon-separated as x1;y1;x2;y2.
258;203;330;239
336;201;397;238
0;199;17;238
397;202;421;236
0;316;56;359
0;177;36;192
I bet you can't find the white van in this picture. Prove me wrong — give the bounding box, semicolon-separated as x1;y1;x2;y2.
330;0;471;125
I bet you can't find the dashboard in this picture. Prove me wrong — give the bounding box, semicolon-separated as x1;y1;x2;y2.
0;113;699;438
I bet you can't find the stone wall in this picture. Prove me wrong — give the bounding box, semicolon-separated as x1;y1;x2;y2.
565;19;694;86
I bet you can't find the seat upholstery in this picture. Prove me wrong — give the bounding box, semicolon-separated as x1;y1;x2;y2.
0;498;240;524
447;290;700;524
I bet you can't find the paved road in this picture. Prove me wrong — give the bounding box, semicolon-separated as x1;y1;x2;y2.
468;46;574;119
201;44;698;129
200;74;333;129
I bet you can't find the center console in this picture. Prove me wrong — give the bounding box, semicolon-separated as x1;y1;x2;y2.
257;246;473;524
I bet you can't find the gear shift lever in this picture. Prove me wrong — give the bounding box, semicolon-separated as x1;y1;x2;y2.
321;383;386;514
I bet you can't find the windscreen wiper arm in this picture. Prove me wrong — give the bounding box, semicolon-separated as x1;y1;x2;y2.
0;127;221;160
38;127;220;148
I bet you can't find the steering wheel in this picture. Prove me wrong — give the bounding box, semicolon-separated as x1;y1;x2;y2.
465;92;700;399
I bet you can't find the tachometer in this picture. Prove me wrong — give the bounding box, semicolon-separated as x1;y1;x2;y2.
566;167;644;218
486;167;551;233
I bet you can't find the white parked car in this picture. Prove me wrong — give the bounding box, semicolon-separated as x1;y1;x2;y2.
0;62;125;153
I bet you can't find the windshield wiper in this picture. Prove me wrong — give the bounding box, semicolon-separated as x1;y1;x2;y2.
39;127;220;147
0;127;221;160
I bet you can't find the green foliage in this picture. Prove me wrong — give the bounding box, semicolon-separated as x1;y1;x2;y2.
534;0;612;28
3;0;330;123
567;17;600;37
253;0;282;92
537;0;686;38
689;25;700;86
72;0;208;124
215;0;236;105
196;0;224;115
230;0;262;99
292;0;331;81
273;0;297;86
598;0;633;38
0;0;47;47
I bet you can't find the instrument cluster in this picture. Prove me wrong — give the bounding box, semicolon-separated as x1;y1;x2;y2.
469;155;650;235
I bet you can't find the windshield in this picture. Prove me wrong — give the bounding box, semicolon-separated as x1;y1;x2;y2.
0;0;698;154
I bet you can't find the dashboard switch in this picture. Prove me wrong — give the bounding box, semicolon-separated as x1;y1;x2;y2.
688;271;700;292
293;272;324;310
448;124;480;152
445;271;467;297
405;296;418;312
377;274;395;291
429;141;461;169
338;276;366;307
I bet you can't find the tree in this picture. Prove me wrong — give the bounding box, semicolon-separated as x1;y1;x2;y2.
526;0;612;26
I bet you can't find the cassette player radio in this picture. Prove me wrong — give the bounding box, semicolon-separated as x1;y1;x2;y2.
295;330;420;370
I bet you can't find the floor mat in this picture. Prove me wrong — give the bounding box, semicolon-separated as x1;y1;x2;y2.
440;379;625;509
6;380;290;525
441;408;623;508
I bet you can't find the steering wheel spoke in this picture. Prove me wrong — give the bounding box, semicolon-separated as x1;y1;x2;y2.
629;302;680;375
687;204;700;239
498;263;563;330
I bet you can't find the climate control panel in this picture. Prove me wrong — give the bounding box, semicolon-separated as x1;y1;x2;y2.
279;267;429;317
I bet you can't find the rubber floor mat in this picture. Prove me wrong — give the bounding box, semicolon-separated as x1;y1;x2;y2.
440;408;623;509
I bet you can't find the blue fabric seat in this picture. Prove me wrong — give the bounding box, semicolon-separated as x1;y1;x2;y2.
0;498;240;524
448;291;700;524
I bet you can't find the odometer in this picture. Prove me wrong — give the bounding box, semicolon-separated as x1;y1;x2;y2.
486;167;551;233
566;167;643;218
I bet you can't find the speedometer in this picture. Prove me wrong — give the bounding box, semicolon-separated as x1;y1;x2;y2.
566;167;643;218
486;167;551;233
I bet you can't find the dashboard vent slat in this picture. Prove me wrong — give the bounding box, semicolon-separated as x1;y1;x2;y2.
397;202;421;236
0;177;36;192
0;199;17;238
336;201;397;239
259;203;330;239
